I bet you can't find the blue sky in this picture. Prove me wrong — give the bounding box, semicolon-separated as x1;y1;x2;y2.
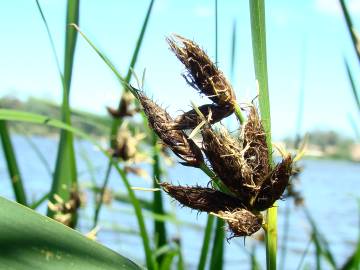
1;0;360;140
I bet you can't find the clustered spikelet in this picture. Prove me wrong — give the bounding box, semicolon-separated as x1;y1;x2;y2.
137;91;204;167
48;190;81;227
107;91;137;118
171;104;232;130
160;182;246;213
215;209;263;238
201;126;245;196
167;35;236;109
133;34;295;238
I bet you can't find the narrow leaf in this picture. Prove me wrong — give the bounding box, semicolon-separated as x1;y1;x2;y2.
47;0;79;228
0;121;27;205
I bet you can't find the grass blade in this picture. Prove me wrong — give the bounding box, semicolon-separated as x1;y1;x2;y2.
85;0;155;229
344;59;360;113
0;108;157;270
152;134;168;266
109;0;155;144
0;196;141;270
0;121;27;205
339;0;360;64
249;1;275;269
35;0;63;78
209;2;225;268
341;199;360;270
295;236;313;270
197;216;215;270
30;192;49;210
304;207;337;269
249;0;271;151
47;0;79;227
209;218;225;270
18;129;53;178
93;158;112;226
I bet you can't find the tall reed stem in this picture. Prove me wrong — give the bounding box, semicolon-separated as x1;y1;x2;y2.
249;1;276;269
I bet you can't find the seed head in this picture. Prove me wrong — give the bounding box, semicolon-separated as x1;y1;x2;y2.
107;92;136;118
171;104;232;130
137;92;204;167
202;126;246;197
167;34;236;108
252;154;293;211
240;106;271;189
216;209;263;237
160;182;245;213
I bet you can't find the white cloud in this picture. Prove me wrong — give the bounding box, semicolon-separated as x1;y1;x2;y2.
315;0;360;16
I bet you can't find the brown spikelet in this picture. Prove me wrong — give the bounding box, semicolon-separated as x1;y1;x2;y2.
201;126;247;197
167;35;236;108
171;104;232;130
107;92;136;118
252;154;293;211
160;182;245;213
240;106;271;189
217;209;263;237
137;92;204;167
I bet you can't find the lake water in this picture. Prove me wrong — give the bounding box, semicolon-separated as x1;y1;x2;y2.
0;135;359;270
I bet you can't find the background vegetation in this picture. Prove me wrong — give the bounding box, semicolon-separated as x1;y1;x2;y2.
0;1;359;270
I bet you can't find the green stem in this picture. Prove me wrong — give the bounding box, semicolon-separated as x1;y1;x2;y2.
339;0;360;64
197;215;215;270
93;161;112;227
112;162;158;270
152;133;167;265
265;205;277;270
196;162;222;270
279;201;290;270
209;218;225;270
234;103;245;124
0;121;27;205
249;1;275;269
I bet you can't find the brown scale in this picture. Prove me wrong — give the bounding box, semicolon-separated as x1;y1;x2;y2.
201;126;247;198
167;34;236;109
252;154;293;211
160;182;246;213
216;209;263;237
240;106;271;191
171;104;232;130
137;92;204;167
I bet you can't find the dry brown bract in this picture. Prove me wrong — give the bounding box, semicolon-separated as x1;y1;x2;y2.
201;106;293;211
160;106;294;237
167;34;236;109
172;104;232;130
133;34;295;238
137;91;204;167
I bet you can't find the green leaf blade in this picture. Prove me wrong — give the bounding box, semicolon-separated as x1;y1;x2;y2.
0;121;27;205
0;196;141;270
47;0;79;225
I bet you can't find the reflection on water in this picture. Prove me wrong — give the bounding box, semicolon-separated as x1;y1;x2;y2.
0;135;359;269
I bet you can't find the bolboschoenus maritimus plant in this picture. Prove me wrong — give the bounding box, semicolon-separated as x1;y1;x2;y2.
132;34;295;238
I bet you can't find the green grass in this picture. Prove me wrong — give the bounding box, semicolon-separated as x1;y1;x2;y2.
0;196;141;270
0;108;157;270
152;133;168;266
0;121;27;205
46;0;79;227
249;1;276;269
